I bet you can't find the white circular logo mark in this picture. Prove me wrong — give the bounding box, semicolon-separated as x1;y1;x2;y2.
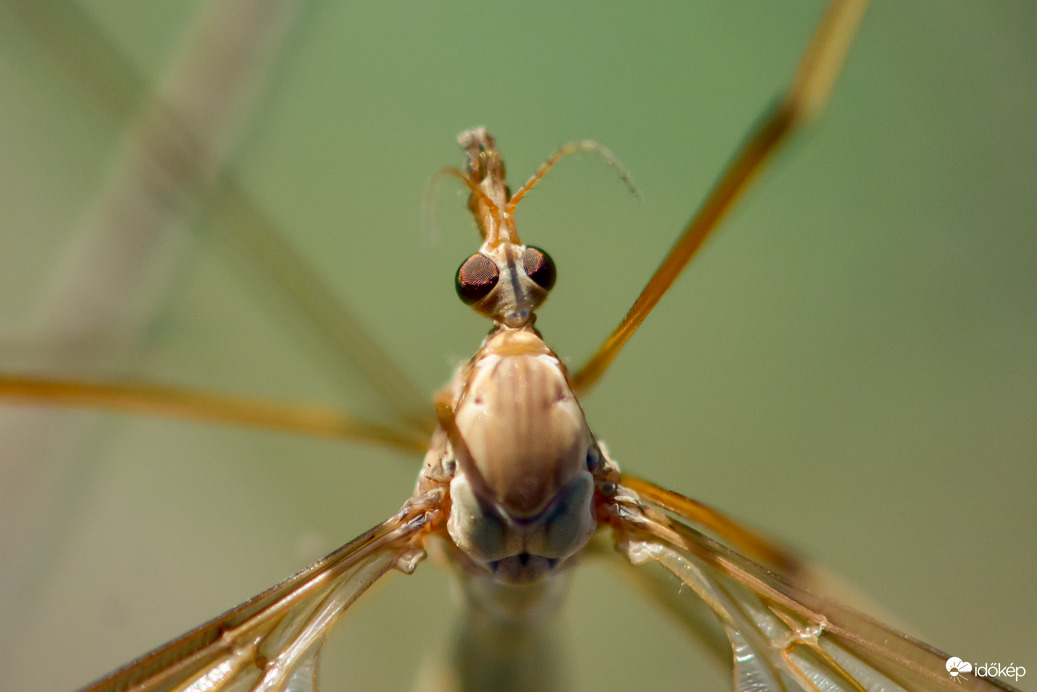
946;657;973;678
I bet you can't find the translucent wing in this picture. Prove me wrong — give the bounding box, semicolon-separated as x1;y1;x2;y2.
604;477;1017;692
82;494;438;692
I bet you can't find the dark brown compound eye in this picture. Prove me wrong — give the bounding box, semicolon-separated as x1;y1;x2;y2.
523;246;556;291
455;253;499;305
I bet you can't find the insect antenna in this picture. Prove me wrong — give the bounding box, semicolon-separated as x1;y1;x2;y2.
506;140;640;210
424;139;638;249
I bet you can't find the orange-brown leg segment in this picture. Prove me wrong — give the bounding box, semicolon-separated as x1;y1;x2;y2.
2;0;433;436
572;0;870;396
0;376;428;454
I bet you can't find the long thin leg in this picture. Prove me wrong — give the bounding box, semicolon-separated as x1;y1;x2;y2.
571;0;869;395
2;0;431;431
0;376;427;453
206;177;434;432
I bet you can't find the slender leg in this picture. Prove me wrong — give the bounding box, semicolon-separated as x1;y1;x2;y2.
572;0;869;395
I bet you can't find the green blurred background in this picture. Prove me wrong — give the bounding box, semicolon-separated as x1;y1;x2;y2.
1;1;1034;689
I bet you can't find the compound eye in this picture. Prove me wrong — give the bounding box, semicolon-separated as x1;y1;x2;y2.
456;253;499;305
523;246;556;291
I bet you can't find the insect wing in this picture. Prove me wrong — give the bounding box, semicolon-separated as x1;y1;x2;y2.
81;507;430;692
608;479;1018;691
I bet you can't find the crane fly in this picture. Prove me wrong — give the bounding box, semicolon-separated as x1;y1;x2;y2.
0;0;1031;690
